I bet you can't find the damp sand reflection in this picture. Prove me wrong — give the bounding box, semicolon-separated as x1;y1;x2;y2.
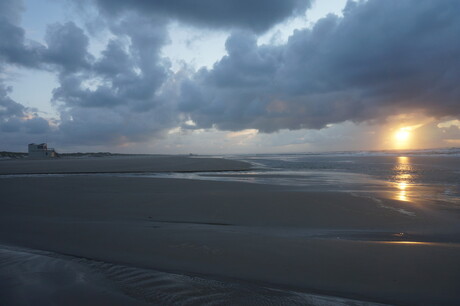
392;156;414;202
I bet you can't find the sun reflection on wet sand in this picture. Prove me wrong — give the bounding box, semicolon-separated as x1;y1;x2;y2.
386;241;426;245
397;181;408;201
393;156;413;202
378;241;460;248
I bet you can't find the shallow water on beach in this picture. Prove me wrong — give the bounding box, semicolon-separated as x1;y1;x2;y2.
150;152;460;206
2;150;460;205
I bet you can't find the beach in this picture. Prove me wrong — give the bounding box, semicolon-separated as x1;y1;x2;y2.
0;155;252;174
1;155;460;305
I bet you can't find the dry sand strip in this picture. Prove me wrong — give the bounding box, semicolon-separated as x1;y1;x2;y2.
0;155;252;175
1;175;460;305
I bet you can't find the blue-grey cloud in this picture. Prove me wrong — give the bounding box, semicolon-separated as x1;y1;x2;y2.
48;12;178;145
0;1;44;68
0;0;175;147
91;0;311;33
179;0;460;132
0;86;26;134
0;83;50;135
24;116;50;134
2;0;460;150
44;22;93;72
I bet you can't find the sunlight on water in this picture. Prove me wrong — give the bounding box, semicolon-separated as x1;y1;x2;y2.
393;156;413;202
387;241;426;245
397;181;408;201
379;241;460;248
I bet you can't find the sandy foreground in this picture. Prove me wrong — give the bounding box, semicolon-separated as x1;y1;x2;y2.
1;156;460;305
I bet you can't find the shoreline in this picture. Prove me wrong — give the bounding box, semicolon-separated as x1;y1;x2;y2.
0;168;253;176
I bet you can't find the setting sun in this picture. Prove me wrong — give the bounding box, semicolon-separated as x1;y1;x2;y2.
395;129;410;142
392;127;414;149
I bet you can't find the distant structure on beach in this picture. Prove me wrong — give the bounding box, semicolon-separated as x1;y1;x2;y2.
28;143;57;158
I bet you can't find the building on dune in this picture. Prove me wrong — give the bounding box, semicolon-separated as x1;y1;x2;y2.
28;143;57;159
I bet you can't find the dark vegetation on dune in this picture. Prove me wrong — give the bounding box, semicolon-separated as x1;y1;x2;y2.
0;151;28;159
0;151;155;159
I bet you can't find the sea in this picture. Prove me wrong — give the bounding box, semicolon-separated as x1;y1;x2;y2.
146;148;460;206
5;148;460;205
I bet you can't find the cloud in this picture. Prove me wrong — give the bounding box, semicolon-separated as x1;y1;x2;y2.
24;116;50;134
0;82;50;142
0;1;45;68
0;0;176;147
48;12;178;145
2;0;460;152
43;22;93;72
0;92;26;140
0;0;23;24
91;0;311;33
0;0;51;147
179;0;460;133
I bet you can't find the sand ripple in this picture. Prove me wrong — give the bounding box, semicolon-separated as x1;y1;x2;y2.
0;245;384;306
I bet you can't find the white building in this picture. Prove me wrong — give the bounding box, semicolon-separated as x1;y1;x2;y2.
28;143;57;158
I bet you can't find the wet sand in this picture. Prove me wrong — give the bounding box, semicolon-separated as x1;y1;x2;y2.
0;157;459;305
0;155;251;174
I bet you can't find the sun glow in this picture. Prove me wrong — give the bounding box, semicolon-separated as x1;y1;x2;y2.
392;127;413;149
395;129;410;142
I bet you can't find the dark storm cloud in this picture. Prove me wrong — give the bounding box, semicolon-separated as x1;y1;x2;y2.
92;0;311;33
180;0;460;132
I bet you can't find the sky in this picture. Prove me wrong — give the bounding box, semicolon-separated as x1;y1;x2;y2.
1;0;460;154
